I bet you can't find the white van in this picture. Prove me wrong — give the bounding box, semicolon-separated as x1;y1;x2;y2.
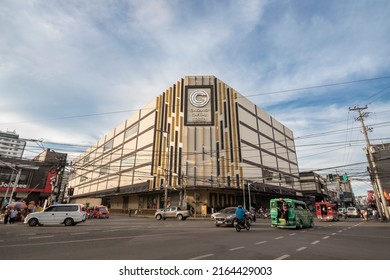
24;204;86;226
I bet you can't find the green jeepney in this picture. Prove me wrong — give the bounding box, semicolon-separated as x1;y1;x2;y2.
270;198;314;229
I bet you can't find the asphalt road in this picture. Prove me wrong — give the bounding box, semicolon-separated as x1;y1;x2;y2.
1;215;389;260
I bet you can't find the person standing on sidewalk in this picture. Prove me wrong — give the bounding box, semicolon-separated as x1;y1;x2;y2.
3;208;11;224
9;208;18;224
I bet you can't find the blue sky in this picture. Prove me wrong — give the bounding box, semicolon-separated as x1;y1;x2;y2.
1;0;390;196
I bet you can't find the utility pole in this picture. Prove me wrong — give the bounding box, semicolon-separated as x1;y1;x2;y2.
0;159;22;205
157;128;170;208
349;105;389;221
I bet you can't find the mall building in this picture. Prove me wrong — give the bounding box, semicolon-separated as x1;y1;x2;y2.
68;76;302;215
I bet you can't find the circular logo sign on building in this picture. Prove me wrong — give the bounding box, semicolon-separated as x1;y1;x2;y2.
185;86;214;126
189;89;210;107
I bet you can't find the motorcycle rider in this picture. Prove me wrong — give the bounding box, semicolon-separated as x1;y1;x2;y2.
235;205;246;227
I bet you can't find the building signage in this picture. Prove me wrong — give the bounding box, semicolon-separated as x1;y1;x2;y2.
0;182;29;189
185;86;214;126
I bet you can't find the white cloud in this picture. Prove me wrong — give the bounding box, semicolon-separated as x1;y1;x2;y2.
1;0;389;197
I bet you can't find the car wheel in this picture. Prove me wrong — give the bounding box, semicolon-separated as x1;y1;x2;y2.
28;218;38;227
177;214;183;220
64;218;74;226
156;214;162;220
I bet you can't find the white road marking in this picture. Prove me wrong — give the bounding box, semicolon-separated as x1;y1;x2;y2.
229;246;245;251
331;233;337;235
255;241;267;245
71;232;90;235
322;236;330;240
189;254;214;260
28;235;54;240
275;236;284;240
311;240;320;245
296;247;307;252
289;233;296;236
275;254;290;260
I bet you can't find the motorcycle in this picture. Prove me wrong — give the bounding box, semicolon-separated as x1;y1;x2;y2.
235;217;251;232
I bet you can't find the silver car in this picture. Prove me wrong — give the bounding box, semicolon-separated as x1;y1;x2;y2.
211;207;252;227
346;207;360;218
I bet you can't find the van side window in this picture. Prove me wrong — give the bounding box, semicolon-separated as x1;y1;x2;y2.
45;206;55;212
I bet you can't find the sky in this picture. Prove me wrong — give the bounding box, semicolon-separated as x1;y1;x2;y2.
1;0;390;196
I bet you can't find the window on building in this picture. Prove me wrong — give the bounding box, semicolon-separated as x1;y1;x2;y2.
103;140;113;151
124;124;138;140
100;165;109;176
83;155;90;163
121;155;135;168
80;175;88;183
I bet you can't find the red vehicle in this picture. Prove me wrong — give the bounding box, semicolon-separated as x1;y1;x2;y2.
315;202;339;222
93;205;110;219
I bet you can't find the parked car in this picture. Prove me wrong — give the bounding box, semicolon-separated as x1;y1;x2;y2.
338;208;347;217
155;206;190;220
93;205;110;219
211;207;253;227
346;206;360;218
24;204;86;226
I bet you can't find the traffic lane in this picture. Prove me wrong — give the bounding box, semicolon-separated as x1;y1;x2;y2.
0;218;223;259
291;220;390;260
186;220;370;260
0;225;225;260
2;217;386;260
0;217;200;246
0;219;270;260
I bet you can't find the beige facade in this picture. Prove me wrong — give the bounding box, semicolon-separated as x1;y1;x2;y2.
68;76;301;214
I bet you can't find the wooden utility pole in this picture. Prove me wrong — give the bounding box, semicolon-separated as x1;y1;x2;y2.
349;105;389;221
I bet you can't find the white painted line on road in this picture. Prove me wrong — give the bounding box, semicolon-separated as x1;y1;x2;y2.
296;247;307;252
322;236;330;240
229;246;245;251
28;235;54;240
275;236;284;240
190;254;214;260
255;241;267;245
311;241;320;245
338;230;343;233
275;254;290;260
302;230;307;233
331;233;337;235
71;232;90;235
289;233;296;236
102;229;121;232
17;233;36;236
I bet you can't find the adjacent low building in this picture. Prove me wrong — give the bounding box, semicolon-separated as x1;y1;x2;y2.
68;75;302;214
0;130;26;159
0;149;67;207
